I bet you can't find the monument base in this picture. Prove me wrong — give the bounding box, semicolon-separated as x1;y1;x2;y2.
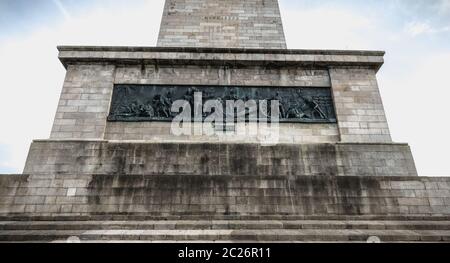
1;174;450;217
1;141;449;242
3;140;447;217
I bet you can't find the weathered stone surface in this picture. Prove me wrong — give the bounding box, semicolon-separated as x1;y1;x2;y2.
57;46;385;70
51;46;388;143
104;122;340;144
2;0;440;244
330;68;391;143
50;64;115;140
1;173;450;216
2;221;450;242
158;0;287;49
23;141;417;177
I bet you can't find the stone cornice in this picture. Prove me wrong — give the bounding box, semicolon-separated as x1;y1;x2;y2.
57;46;385;71
33;139;407;147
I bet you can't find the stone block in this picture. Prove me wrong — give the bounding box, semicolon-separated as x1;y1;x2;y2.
397;198;429;206
391;181;425;190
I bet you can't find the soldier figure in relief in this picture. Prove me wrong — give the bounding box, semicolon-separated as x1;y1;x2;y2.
306;97;327;119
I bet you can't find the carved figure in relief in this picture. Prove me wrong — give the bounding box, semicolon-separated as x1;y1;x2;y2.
153;95;170;118
142;101;155;117
305;97;327;119
117;103;133;116
183;88;196;108
285;90;309;119
108;85;336;123
286;106;308;119
164;91;174;116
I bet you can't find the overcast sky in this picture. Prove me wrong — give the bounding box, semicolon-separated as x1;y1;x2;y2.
0;0;449;176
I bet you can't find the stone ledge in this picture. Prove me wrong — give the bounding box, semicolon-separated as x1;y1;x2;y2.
31;139;409;147
2;174;447;181
23;140;417;177
33;139;108;143
57;45;385;56
1;214;450;221
57;46;385;71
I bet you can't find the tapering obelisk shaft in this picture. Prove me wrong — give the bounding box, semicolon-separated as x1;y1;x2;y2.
157;0;287;49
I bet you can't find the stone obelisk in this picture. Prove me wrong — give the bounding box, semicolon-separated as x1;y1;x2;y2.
1;0;450;243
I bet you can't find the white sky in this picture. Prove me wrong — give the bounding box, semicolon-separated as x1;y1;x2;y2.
0;0;449;176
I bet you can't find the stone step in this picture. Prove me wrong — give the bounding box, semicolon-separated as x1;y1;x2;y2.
1;229;450;242
1;220;450;242
2;215;450;221
1;220;450;231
